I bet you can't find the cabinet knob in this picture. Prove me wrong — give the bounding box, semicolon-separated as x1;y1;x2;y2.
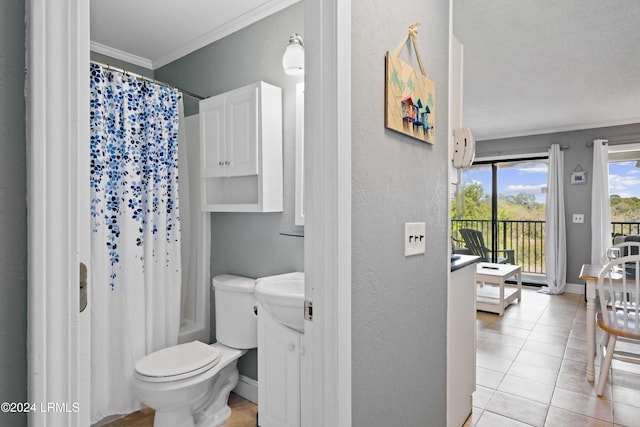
225;160;230;165
218;161;224;166
288;343;296;352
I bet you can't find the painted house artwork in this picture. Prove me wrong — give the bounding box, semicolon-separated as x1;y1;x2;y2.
385;52;435;144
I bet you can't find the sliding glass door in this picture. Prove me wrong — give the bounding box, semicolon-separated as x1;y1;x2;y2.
452;158;548;276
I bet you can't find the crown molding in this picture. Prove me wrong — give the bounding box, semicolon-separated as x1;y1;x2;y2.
152;0;299;69
90;41;153;70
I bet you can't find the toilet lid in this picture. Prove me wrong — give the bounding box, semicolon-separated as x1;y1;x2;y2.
135;341;221;382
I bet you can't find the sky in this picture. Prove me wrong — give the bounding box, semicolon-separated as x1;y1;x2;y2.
462;160;549;203
608;161;640;198
463;160;640;204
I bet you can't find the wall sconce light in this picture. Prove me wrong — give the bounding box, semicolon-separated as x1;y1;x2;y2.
283;33;304;76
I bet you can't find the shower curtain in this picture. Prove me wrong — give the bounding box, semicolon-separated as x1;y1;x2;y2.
89;64;182;422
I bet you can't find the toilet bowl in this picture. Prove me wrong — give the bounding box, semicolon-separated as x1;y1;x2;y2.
133;274;257;427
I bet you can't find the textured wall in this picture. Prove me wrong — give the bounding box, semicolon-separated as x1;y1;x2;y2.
351;1;450;425
476;123;640;284
156;3;304;380
0;0;27;425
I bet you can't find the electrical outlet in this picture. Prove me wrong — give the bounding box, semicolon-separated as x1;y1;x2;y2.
573;214;585;224
405;222;426;256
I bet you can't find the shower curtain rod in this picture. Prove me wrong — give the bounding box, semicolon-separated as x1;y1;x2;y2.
90;60;205;100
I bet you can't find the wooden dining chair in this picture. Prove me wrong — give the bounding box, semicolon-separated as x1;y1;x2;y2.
458;228;514;264
595;254;640;396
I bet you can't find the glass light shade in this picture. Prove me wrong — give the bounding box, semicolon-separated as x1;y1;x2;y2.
283;35;304;76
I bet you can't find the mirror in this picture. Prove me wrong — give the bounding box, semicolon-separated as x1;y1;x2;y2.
295;82;305;226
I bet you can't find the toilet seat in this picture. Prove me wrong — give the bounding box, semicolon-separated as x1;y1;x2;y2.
135;341;221;383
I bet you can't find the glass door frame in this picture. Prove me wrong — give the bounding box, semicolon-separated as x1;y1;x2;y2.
472;155;548;263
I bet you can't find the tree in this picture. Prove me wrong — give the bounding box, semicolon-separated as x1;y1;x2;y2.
451;181;490;219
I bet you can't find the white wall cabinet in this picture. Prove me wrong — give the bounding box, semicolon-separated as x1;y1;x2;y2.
199;81;283;212
257;303;301;427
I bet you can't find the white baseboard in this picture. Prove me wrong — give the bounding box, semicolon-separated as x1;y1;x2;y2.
565;282;585;295
234;374;258;404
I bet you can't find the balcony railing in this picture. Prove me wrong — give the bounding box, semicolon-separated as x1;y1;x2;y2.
452;219;546;275
452;220;640;278
612;222;640;236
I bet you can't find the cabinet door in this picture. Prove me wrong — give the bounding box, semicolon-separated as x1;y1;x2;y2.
225;85;259;177
258;305;301;427
199;95;226;178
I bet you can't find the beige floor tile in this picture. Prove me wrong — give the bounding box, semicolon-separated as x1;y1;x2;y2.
491;325;533;340
545;406;613;427
476;410;532;427
613;401;640;426
476;352;514;373
498;317;538;331
498;374;555;404
514;349;563;371
486;391;549;426
476;340;522;360
612;383;640;409
610;369;640;392
532;323;571;338
564;345;588;362
472;386;495;409
476;366;506;389
507;360;560;386
482;332;527;349
528;330;569;346
522;338;567;358
550;388;613;423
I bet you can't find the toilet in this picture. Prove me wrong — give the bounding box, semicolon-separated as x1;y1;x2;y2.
133;274;257;427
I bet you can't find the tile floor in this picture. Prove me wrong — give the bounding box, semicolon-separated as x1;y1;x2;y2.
101;392;257;426
466;287;640;426
103;287;640;427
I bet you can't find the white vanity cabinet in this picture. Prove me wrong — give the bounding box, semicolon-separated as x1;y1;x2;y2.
257;303;301;427
199;81;283;212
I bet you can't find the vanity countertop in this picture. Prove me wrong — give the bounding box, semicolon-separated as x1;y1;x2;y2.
451;254;481;273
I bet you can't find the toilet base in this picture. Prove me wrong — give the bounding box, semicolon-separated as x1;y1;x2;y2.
134;343;245;427
148;361;238;427
192;363;239;427
148;362;239;427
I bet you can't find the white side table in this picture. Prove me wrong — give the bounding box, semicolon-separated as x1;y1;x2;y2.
475;263;522;315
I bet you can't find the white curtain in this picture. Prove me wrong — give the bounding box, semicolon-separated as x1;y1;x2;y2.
89;64;182;422
545;144;567;294
591;139;611;263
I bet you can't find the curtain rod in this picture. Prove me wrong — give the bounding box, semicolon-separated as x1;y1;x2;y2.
90;60;205;100
586;138;640;148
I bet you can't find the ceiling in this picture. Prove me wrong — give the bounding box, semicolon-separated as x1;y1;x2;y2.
454;0;640;141
90;0;298;69
92;1;640;142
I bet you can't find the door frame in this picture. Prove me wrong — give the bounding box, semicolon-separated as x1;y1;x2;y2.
27;0;352;425
302;1;352;426
26;0;91;425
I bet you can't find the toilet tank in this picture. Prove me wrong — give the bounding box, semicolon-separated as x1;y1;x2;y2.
212;274;257;349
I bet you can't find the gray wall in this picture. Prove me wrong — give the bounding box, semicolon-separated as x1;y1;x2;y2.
351;1;450;425
156;3;304;380
476;123;640;284
0;0;27;426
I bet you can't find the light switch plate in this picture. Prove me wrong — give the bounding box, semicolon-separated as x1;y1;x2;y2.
405;222;426;256
573;214;584;224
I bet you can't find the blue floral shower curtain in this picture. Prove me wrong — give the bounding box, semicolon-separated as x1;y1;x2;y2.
89;64;182;422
